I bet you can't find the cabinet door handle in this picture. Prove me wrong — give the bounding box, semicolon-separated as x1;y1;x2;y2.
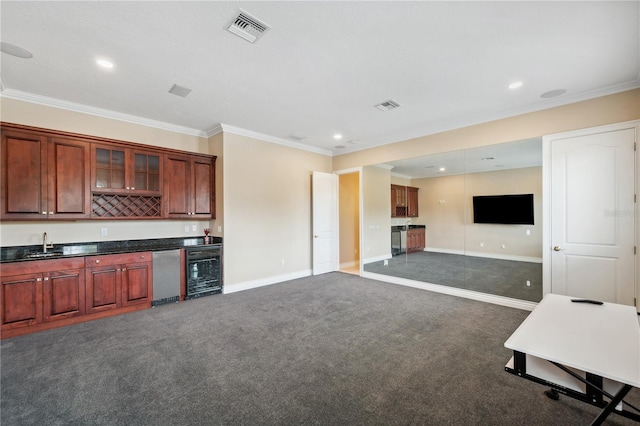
95;259;100;263
36;278;42;282
42;212;47;215
49;212;53;215
122;268;126;271
43;277;49;281
131;187;135;190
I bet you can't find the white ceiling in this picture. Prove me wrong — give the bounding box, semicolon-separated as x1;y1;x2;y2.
1;1;639;156
385;138;542;179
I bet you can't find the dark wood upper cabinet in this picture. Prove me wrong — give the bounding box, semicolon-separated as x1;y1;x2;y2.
406;186;419;218
1;128;90;220
390;185;419;218
1;123;215;221
165;154;215;219
91;144;162;195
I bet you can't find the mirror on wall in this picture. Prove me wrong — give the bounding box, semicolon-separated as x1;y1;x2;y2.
362;138;543;303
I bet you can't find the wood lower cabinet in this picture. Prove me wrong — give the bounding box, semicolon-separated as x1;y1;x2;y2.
43;268;85;322
1;258;85;332
1;253;152;339
406;228;426;254
85;252;152;313
1;272;43;330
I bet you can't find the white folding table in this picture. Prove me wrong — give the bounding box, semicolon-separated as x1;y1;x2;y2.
505;293;640;425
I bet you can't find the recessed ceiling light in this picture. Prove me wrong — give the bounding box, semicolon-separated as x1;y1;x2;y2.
508;81;523;90
334;134;343;140
96;58;114;69
334;145;345;149
0;42;33;58
481;157;495;160
347;140;358;145
540;89;567;99
439;167;446;172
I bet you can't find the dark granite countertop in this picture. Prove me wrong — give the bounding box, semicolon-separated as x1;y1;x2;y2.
391;225;426;231
1;236;223;263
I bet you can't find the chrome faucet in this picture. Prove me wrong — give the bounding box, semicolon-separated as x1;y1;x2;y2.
43;232;54;253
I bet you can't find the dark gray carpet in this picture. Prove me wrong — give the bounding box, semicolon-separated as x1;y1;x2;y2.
1;273;637;425
364;252;543;302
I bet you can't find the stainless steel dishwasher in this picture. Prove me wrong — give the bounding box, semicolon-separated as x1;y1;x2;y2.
152;249;181;306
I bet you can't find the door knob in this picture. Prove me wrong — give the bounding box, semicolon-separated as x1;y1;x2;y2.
553;246;562;251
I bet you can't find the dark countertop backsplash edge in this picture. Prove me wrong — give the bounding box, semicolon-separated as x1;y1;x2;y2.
1;236;223;263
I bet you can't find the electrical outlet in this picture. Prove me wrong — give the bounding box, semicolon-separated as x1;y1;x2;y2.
501;244;506;249
479;242;484;248
384;259;389;266
192;224;197;232
526;229;531;235
100;228;108;237
526;280;531;287
184;225;189;232
218;226;222;232
281;259;285;266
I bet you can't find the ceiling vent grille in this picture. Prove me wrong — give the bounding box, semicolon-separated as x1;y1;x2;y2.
168;84;192;98
375;99;401;112
289;133;307;141
227;10;270;43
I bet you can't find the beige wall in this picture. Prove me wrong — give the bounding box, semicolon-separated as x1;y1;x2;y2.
222;132;331;289
362;166;391;263
333;89;640;170
0;98;217;246
414;174;466;253
208;132;224;238
414;167;542;259
339;172;360;267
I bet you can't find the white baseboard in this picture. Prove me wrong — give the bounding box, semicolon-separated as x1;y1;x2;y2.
223;269;312;294
340;260;358;269
363;253;392;265
424;247;465;256
361;271;537;311
425;248;542;263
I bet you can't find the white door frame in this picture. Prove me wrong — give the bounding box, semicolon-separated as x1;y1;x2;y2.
542;120;639;309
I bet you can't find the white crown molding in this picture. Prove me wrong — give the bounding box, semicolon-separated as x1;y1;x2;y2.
219;123;333;157
390;172;413;180
0;88;208;137
0;88;333;156
206;124;224;137
338;79;640;157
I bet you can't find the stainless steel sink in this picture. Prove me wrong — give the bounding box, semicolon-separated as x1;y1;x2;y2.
25;252;62;259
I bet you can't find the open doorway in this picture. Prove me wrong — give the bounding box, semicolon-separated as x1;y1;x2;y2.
338;171;360;275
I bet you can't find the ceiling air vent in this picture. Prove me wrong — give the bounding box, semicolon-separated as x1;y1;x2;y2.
375;99;401;112
227;10;270;43
289;133;307;141
168;84;192;98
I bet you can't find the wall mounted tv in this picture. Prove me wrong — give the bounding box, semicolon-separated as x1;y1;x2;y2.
472;194;534;225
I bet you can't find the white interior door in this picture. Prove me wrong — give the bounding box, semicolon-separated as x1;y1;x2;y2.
312;171;338;275
549;126;636;305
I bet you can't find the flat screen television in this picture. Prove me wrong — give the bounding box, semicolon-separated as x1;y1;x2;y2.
472;194;534;225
